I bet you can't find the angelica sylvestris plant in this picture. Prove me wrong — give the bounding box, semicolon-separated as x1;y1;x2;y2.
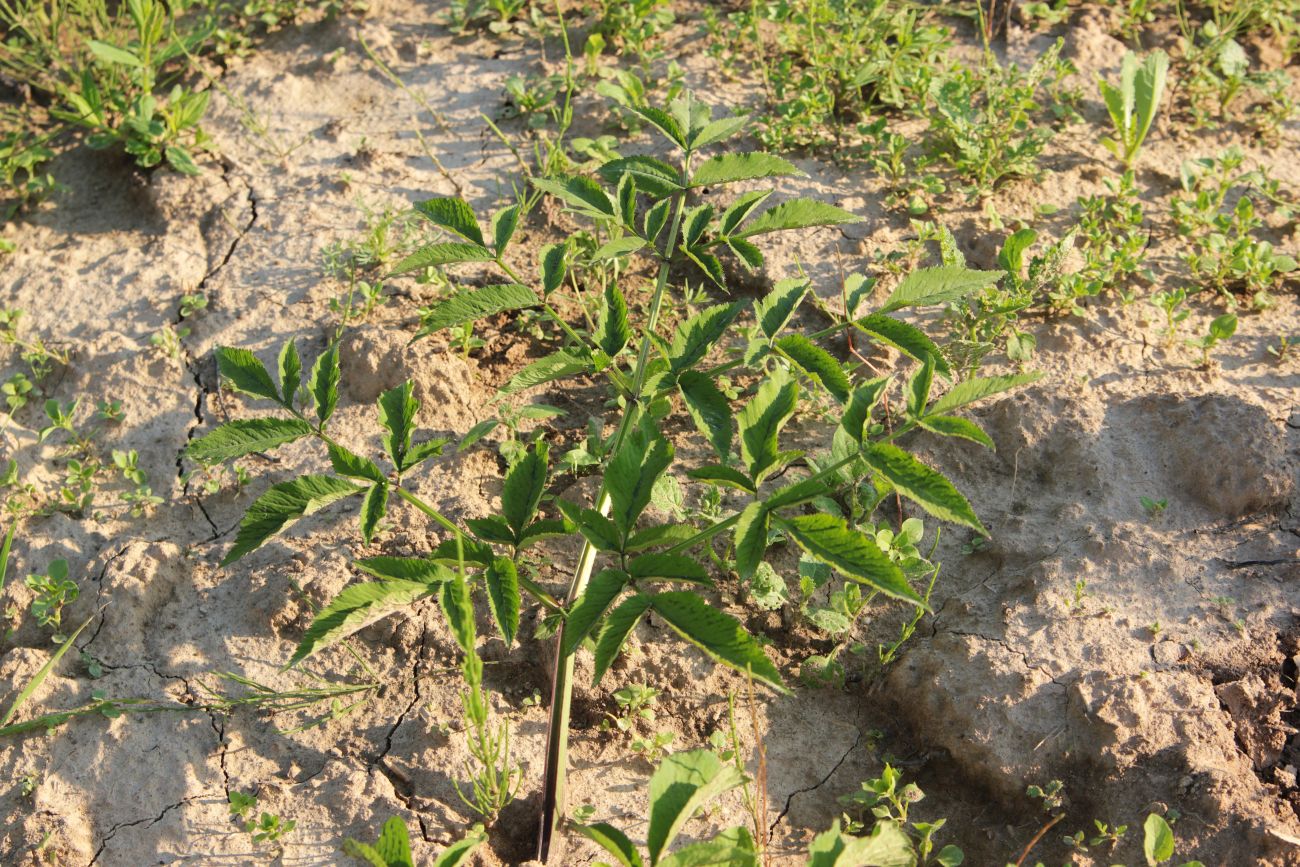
187;94;1039;861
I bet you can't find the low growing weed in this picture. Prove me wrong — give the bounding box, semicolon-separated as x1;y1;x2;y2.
186;93;1040;860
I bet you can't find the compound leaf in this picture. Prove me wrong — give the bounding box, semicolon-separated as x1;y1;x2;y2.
775;335;850;403
593;594;653;684
650;591;784;691
186;418;313;465
562;568;629;656
690;153;801;187
287;578;434;668
377;382;418;472
389;242;494;276
862;443;985;535
224;475;363;564
878;265;1002;314
733;199;859;237
780;513;919;604
927;372;1042;415
754;278;808;339
414;284;539;339
668;302;744;374
309;344;341;425
485;557;521;645
414;197;484;246
737;369;798;484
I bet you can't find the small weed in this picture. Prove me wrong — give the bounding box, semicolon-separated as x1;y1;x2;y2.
1140;496;1168;518
1097;50;1169;171
1184;313;1237;367
26;559;77;637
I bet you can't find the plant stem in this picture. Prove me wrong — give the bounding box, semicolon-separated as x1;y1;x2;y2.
537;147;693;861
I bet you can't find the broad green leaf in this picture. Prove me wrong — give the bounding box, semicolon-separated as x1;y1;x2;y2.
459;419;499;451
556;500;622;551
518;518;573;547
403;437;449;470
502;441;548;537
780;513;919;604
737;369;798;484
215;347;280;402
650;592;784;690
562;568;628;656
224;475;363;564
327;442;386;483
531;176;615;218
309;344;340;425
594;236;647;260
628;104;686;148
754;278;808;339
728;238;764;270
429;537;496;567
414;284;539;338
414;197;484;246
626;523;698;552
492;205;520;255
467;515;515;545
278;340;302;406
878;265;1003;314
668;302;744;374
378;382;418;471
917;415;995;448
647;749;748;865
691;114;749;150
927;372;1042;415
598;282;632;357
287;579;434;667
775;335;850;403
765;476;826;510
677;371;732;461
1144;814;1175;866
862;444;985;535
733;199;860;238
389;242;493;276
433;828;486;867
606;428;674;538
86;39;142;67
806;819;916;867
485;557;521;645
854;315;950;378
599;155;681;198
356;556;450;583
687;464;755;494
342;815;415;867
690;153;801;187
593;595;652;683
720;190;772;236
541;243;567;295
628;553;709;583
439;573;476;654
186;418;312;464
574;823;644;867
359;481;388;543
500;351;588;395
840;377;891;443
658;829;758;867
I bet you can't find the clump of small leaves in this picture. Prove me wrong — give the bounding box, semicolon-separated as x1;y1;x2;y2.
839;764;963;866
344;816;484;867
187;93;1039;859
1185;313;1237;367
26;559;77;637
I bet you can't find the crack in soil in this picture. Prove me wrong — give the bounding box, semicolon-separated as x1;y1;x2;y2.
769;726;863;832
88;796;200;866
371;620;429;802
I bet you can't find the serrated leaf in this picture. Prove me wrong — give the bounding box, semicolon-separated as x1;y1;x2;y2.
459;419;499;451
518;517;572;547
598;283;631;357
691;114;749;149
908;355;935;417
598;155;682;198
556;500;622;551
287;578;434;667
677;371;732;461
737;369;798;484
439;572;476;653
628;553;709;583
343;815;415;867
328;442;386;483
485;557;521;645
754;278;808;340
414;197;484;246
669;302;744;375
780;513;920;604
687;464;755;493
415;284;539;338
356;556;450;583
404;437;449;470
216;347;280;402
541;242;567;295
840;377;891;443
377;382;418;471
593;595;652;683
918;415;995;448
647;750;749;865
562;568;628;656
278;340;302;406
360;481;388;543
389;242;494;276
878;265;1003;314
628;104;686;147
690;152;801;187
502;441;548;538
733;199;859;238
531;176;615;218
626;523;697;552
594;236;646;261
728;238;764;270
429;536;496;566
224;475;362;564
607;428;674;538
862;443;985;535
776;335;850;403
308;344;340;425
187;418;313;465
492;205;520;255
651;592;785;690
927;372;1042;415
467;515;515;545
500;351;588;395
854;315;950;378
720;190;773;236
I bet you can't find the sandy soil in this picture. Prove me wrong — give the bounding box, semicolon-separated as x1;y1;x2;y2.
0;2;1297;865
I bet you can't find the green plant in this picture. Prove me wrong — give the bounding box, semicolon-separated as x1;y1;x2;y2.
1266;335;1294;361
25;559;77;636
2;373;32;413
1097;50;1169;171
149;323;190;361
187;94;1038;860
1143;812;1203;866
1185;312;1237;366
344;816;485;867
1149;288;1191;344
839;764;964;865
1140;496;1168;518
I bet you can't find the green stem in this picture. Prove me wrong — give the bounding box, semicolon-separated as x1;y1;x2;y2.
537;146;693;861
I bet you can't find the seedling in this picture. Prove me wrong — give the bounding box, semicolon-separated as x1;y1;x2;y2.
1140;496;1168;519
344;816;484;867
26;559;77;637
1266;336;1294;361
1097;51;1169;171
1149;289;1190;344
1184;313;1237;366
